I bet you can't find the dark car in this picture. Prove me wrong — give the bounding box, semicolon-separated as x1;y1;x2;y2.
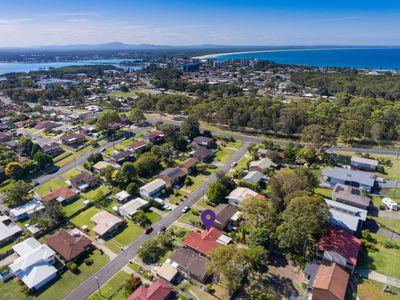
144;226;153;234
157;225;166;234
33;181;40;187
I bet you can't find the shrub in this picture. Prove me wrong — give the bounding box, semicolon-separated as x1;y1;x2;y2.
67;262;78;271
143;271;154;281
84;258;93;265
124;275;142;294
192;208;201;216
205;283;213;293
379;204;386;210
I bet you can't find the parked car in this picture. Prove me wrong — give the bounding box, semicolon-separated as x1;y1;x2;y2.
100;148;105;152
157;225;166;234
376;177;386;183
230;161;238;167
32;181;40;187
181;206;190;213
144;227;153;234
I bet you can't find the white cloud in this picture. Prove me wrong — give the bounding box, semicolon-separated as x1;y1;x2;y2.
0;18;31;25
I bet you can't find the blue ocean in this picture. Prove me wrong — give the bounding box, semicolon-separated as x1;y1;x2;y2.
214;48;400;70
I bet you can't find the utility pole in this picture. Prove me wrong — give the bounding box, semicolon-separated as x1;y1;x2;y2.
94;276;102;296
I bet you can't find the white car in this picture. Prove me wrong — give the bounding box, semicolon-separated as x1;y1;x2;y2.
230;161;238;167
376;177;386;183
100;148;105;152
181;206;190;213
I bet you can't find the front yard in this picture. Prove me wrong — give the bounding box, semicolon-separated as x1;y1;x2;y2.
35;177;68;196
88;271;130;300
356;278;400;300
70;206;104;236
214;147;235;163
62;197;88;218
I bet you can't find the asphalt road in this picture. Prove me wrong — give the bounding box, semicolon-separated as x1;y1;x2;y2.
64;142;249;300
147;116;400;156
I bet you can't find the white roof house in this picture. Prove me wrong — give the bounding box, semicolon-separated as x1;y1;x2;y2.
226;187;259;207
9;200;44;221
249;158;276;171
114;190;131;203
10;238;57;290
139;179;166;199
118;198;148;218
242;170;266;184
0;216;22;245
324;199;367;232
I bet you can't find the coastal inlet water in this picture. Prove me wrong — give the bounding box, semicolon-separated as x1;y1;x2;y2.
214;48;400;70
0;59;142;75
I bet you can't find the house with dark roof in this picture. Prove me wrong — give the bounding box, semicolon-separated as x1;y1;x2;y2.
70;172;98;192
179;157;199;174
110;150;135;165
127;278;174;300
191;146;214;163
61;133;86;146
192;136;214;148
41;187;78;205
45;230;92;262
311;263;349;300
42;142;63;157
316;229;361;273
213;204;240;231
0;132;11;143
168;247;210;283
322;167;376;192
158;167;187;186
141;131;164;143
332;183;370;210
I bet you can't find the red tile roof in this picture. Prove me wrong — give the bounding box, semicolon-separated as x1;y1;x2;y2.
127;279;173;300
131;140;147;148
184;227;222;256
143;131;162;139
41;187;78;203
45;230;92;261
317;229;361;266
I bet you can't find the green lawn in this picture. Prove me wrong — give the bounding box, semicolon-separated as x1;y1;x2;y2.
107;90;139;98
62;168;81;180
168;190;188;205
0;250;109;300
214;148;235;163
315;187;332;198
62;198;87;218
179;210;201;227
359;233;400;279
383;189;400;202
70;206;104;235
372;217;400;234
225;140;242;149
35;178;68;196
82;186;111;201
357;278;400;300
88;271;130;300
168;225;191;245
196;197;216;210
104;220;144;253
55;145;95;167
185;175;206;192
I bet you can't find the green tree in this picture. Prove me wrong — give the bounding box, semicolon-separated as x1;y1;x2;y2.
138;238;163;264
4;180;33;207
180;115;200;139
207;180;229;205
119;162;137;187
131;211;150;226
128;108;146;124
96;110;121;131
31;201;65;229
5;162;24;179
300;124;337;149
246;245;270;272
339;119;364;143
33;151;53;170
134;153;160;178
126;182;139;196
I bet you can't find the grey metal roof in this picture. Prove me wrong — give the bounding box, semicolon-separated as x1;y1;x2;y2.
323;167;375;187
351;156;378;167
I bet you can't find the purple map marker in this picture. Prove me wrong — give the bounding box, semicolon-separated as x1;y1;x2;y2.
201;210;216;230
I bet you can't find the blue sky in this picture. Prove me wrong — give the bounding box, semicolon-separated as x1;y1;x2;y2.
0;0;399;47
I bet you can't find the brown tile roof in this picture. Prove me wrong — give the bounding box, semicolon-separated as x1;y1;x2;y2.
179;157;199;170
45;230;92;261
312;263;349;300
127;278;173;300
41;187;78;203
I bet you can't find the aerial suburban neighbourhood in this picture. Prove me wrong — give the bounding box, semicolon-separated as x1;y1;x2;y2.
0;2;400;300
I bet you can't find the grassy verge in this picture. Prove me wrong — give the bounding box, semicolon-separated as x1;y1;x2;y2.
35;178;68;196
88;271;130;300
356;278;400;300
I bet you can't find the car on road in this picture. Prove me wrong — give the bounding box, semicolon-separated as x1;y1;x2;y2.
100;148;105;152
230;161;238;167
157;225;166;234
181;206;190;213
376;177;386;183
32;181;40;187
144;226;153;234
164;205;172;211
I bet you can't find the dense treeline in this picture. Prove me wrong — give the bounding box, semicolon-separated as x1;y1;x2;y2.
291;72;400;100
134;92;400;144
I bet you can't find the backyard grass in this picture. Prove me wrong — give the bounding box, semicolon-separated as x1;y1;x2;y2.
70;206;103;235
35;177;68;196
214;148;235;163
107;90;139;98
62;198;87;218
356;278;400;300
82;186;111;201
315;187;332;198
359;232;400;279
88;271;130;300
62;168;81;180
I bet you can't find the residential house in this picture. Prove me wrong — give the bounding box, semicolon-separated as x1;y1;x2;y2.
127;140;148;153
226;187;263;207
242;170;266;185
70;172;98;192
179;157;199;174
156;262;179;283
41;187;78;205
42;143;63;157
191;147;214;163
10;238;57;290
115;190;131;203
184;227;231;257
90;211;123;238
167;247;210;283
311;263;349;300
322;167;376;192
0;132;11;143
45;230;92;262
332;183;370;210
257;148;270;158
127;278;174;300
61;133;86;146
0;216;22;245
110;150;135;165
158;167;187;186
192;136;214;148
118;198;148;218
316;229;361;273
139;179;167;199
35;121;60;131
92;161;119;174
9;200;44;221
141;131;163;143
213;204;240;231
351;156;378;172
249;157;276;173
325;199;367;233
